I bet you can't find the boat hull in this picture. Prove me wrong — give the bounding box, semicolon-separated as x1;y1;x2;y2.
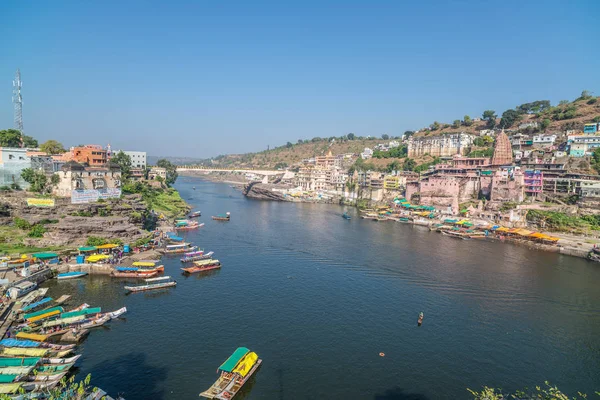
181;264;221;274
57;272;87;280
112;271;158;278
124;282;177;292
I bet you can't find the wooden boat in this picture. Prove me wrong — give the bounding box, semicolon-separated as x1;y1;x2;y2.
418;312;424;326
111;270;159;278
41;354;81;365
124;276;176;293
1;347;71;358
189;211;202;218
442;230;470;240
24;307;64;323
14;332;48;342
57;271;88;280
342;212;351;220
0;357;40;367
200;347;262;399
19;297;53;313
115;265;164;274
0;339;75;352
25;370;68;382
180;251;214;263
182;259;221;274
0;366;34;375
162;244;197;254
212;212;231;221
35;362;74;375
108;306;127;319
67;303;89;313
80;314;111;329
60;307;101;320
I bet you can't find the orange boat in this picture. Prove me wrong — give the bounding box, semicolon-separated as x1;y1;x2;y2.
181;259;221;274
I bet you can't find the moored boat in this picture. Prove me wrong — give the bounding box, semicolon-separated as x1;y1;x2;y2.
0;339;75;351
199;347;262;399
180;251;214;263
162;244;198;254
189;211;202;218
212;212;231;221
57;271;88;280
342;212;351;220
124;276;176;293
41;354;82;365
108;307;127;319
182;259;221;274
111;270;159;279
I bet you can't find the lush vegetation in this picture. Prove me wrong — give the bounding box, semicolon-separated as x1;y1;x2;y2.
123;181;188;218
39;139;66;154
0;129;37;148
468;381;599;399
21;168;60;193
156;159;178;186
86;236;124;246
468;148;494;157
111;151;133;180
372;145;408;159
527;210;600;232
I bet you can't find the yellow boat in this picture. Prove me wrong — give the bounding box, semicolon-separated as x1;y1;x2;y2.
132;261;156;267
27;309;61;323
86;254;110;263
15;332;48;342
1;348;48;357
0;383;23;394
200;347;262;399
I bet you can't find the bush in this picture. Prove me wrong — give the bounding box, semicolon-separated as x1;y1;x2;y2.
587;97;598;105
27;224;47;238
13;217;31;230
86;236;123;246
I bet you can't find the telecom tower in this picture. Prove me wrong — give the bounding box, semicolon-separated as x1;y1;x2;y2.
12;69;23;133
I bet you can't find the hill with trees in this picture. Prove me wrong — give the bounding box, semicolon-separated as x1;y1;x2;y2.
415;91;599;137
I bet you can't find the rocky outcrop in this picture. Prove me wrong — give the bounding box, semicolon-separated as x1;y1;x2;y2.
0;192;150;247
243;182;288;201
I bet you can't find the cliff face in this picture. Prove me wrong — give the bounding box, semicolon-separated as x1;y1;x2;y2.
0;192;149;247
243;182;288;201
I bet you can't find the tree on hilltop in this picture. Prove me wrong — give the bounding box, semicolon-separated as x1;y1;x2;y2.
482;110;497;129
463;115;472;126
40;139;66;154
452;120;461;128
347;133;356;140
499;109;521;129
381;134;389;140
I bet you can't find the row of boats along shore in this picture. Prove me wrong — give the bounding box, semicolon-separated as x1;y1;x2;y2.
0;209;263;398
357;197;561;244
0;286;127;397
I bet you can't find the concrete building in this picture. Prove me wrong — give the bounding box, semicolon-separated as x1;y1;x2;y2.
116;150;147;169
407;133;474;158
524;170;543;197
533;134;557;145
0;148;31;188
361;148;373;159
149;167;167;180
53;161;122;202
70;145;107;166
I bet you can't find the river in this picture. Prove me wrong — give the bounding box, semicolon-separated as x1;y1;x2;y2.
41;177;600;399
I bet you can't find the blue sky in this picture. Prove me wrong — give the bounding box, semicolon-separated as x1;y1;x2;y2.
0;0;598;158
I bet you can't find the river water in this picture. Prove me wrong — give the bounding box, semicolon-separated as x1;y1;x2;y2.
41;177;600;399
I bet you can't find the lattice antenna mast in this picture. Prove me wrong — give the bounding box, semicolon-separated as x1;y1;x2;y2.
12;69;23;133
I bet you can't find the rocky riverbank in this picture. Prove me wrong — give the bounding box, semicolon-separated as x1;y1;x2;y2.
0;192;151;251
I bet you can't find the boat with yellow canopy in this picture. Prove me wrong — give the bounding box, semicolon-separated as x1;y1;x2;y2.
200;347;262;399
86;254;110;263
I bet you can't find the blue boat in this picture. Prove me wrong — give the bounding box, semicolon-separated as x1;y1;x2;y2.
342;212;351;220
21;297;52;312
57;271;88;280
115;266;138;272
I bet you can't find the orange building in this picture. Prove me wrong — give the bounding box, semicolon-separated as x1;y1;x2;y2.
71;145;107;166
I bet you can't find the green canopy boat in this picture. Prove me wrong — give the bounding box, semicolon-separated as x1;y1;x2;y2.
60;307;101;319
23;306;64;321
219;347;249;372
0;358;40;368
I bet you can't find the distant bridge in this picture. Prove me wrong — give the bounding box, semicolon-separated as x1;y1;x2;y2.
177;166;286;177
